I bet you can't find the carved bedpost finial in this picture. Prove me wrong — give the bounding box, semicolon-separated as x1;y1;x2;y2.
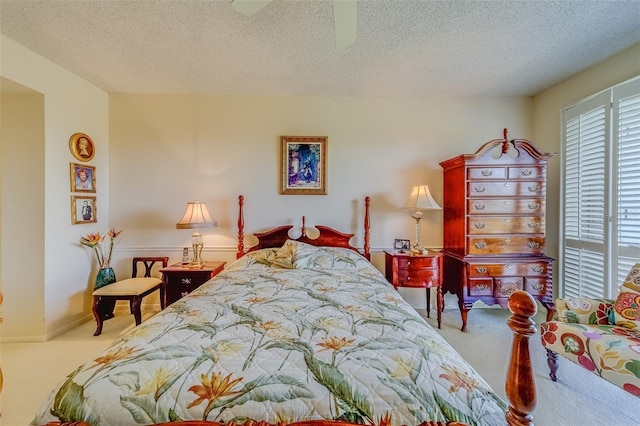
237;195;245;258
506;290;537;426
301;216;307;237
364;196;371;259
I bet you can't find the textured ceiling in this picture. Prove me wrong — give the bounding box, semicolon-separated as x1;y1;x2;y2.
1;0;639;97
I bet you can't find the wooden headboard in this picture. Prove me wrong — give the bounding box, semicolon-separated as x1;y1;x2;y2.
236;195;371;260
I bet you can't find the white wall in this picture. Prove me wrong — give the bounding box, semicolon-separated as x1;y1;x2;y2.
0;35;109;341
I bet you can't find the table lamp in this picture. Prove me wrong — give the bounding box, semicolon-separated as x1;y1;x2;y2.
403;185;441;254
176;201;217;268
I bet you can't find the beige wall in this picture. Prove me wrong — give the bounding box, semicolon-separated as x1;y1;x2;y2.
0;35;109;341
0;88;45;339
108;95;533;308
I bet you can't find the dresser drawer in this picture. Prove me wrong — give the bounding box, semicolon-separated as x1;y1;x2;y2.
467;236;545;255
467;181;545;197
396;256;439;269
468;198;545;214
468;261;548;277
468;278;493;296
494;277;524;297
525;277;549;295
397;268;440;288
468;167;507;180
507;166;545;180
468;216;545;234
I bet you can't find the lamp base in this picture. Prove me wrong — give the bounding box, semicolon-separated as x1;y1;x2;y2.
411;245;428;255
188;241;206;269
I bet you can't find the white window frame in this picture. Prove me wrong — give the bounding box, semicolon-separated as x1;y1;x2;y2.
560;76;640;299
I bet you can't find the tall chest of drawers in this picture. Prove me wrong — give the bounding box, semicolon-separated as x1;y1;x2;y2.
439;132;556;331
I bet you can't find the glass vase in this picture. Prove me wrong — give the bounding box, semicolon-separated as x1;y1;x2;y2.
95;266;117;290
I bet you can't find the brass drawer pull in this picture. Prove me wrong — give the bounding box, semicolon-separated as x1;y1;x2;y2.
504;218;512;223
504;200;511;205
528;185;540;192
475;266;487;273
482;169;493;176
504;182;511;187
475;222;485;229
528;202;540;210
475;241;486;249
528;242;540;248
181;278;192;285
532;266;544;273
521;169;533;176
506;264;513;269
504;237;511;243
474;203;486;210
528;222;539;228
474;186;486;193
531;283;543;291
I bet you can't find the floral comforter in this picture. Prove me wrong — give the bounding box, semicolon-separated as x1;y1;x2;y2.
33;241;507;426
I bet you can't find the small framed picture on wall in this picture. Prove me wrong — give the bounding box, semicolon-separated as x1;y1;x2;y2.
70;163;96;192
71;196;97;224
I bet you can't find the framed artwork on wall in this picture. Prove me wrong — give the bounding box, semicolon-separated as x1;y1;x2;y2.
69;132;95;162
71;195;97;224
70;163;96;192
280;135;327;195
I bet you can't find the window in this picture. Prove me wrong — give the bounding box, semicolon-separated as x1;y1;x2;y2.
561;77;640;299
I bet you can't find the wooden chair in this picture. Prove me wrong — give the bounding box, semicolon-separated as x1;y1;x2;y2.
91;256;168;336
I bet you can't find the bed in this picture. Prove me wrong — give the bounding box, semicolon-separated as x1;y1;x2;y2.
34;196;537;426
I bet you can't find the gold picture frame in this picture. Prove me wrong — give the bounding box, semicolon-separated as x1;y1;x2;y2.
70;163;96;193
280;136;327;195
71;195;97;224
69;133;95;162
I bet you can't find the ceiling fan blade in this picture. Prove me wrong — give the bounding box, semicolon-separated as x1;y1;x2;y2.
231;0;273;17
334;0;357;49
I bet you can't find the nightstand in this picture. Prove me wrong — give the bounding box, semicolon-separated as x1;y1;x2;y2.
384;249;443;328
160;261;226;306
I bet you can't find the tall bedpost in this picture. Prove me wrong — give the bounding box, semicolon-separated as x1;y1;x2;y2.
364;196;370;260
237;195;245;258
506;290;537;426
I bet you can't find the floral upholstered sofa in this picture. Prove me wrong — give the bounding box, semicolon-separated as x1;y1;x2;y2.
540;264;640;397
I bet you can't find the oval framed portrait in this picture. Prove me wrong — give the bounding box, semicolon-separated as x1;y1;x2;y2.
69;133;95;162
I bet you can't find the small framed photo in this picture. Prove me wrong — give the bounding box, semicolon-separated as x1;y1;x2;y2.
71;196;97;224
70;163;96;192
69;132;95;162
280;136;327;195
394;239;411;250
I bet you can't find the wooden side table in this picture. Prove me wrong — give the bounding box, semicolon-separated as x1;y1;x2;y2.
384;249;443;328
160;261;226;306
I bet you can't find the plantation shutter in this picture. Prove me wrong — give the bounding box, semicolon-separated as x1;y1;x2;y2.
613;79;640;285
561;92;609;298
561;77;640;299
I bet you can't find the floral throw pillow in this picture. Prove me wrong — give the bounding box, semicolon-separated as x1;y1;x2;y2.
613;285;640;329
622;263;640;292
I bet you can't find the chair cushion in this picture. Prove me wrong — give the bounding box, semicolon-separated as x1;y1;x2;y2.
92;277;162;296
540;320;640;397
555;297;613;324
